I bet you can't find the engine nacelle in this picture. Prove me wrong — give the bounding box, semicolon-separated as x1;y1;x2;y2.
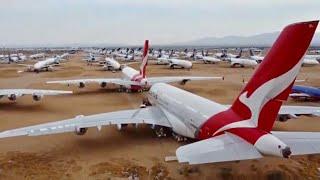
79;82;85;88
100;82;107;88
254;134;291;158
75;127;88;135
32;94;44;101
116;124;128;131
8;94;20;101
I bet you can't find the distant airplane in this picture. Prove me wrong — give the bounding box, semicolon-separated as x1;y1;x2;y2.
157;51;193;69
290;85;320;100
249;49;264;63
0;89;72;102
29;53;45;60
47;40;220;92
19;54;66;73
83;53;103;65
228;57;258;68
302;57;319;66
1;21;320;165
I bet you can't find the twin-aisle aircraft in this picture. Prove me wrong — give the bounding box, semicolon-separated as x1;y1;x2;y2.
18;54;68;73
0;89;72;102
1;21;320;164
47;40;218;92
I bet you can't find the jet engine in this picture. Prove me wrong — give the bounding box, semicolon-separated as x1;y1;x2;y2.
254;133;291;158
75;127;88;135
100;82;107;88
8;94;21;101
79;82;85;88
32;94;44;101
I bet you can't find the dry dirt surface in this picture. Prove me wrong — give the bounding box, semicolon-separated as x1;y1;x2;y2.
0;53;320;179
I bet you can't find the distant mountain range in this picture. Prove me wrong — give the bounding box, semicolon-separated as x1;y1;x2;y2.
175;32;320;47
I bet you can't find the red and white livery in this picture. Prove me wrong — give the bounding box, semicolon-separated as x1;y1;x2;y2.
0;21;320;164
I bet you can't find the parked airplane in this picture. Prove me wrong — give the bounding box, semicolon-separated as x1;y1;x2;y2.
47;40;219;92
83;53;102;65
167;58;193;69
29;53;45;60
249;49;264;63
19;55;65;73
290;85;320;100
229;57;258;68
0;89;72;102
0;21;319;165
100;57;121;71
302;57;319;66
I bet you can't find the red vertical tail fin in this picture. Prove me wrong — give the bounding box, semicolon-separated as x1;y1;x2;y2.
139;40;149;78
231;21;318;132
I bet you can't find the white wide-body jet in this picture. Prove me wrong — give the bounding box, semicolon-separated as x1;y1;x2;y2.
229;57;258;68
29;53;45;60
1;21;320;164
0;89;72;102
47;40;218;92
302;58;319;66
100;57;124;71
19;55;65;73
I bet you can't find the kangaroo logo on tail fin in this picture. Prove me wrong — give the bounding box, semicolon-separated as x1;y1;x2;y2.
139;40;149;78
198;21;319;140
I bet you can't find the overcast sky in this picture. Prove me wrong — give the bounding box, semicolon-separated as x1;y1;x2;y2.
0;0;319;46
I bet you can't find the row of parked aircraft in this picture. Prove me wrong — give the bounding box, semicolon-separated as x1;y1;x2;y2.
1;21;320;165
0;52;49;64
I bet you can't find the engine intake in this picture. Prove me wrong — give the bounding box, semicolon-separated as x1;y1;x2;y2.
100;82;107;88
32;94;43;101
75;127;88;135
79;82;85;88
8;94;17;101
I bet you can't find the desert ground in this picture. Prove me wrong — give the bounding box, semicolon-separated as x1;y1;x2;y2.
0;53;320;180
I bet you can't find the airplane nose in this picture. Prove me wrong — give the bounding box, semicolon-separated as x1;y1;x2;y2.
281;146;292;158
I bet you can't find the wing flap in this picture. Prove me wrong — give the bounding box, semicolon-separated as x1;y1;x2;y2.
176;133;262;164
0;106;170;138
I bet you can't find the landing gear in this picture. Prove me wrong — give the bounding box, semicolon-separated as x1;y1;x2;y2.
172;132;188;142
151;125;171;138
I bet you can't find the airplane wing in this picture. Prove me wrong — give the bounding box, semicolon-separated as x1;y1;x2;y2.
272;131;320;155
0;89;72;96
0;106;171;138
278;105;320;116
147;76;222;85
176;133;262;164
224;105;320;118
47;78;141;86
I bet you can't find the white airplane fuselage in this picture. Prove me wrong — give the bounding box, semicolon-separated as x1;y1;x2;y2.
302;58;319;66
168;58;193;69
230;58;258;67
121;67;147;91
148;83;226;138
104;58;121;70
202;56;221;63
33;58;58;71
